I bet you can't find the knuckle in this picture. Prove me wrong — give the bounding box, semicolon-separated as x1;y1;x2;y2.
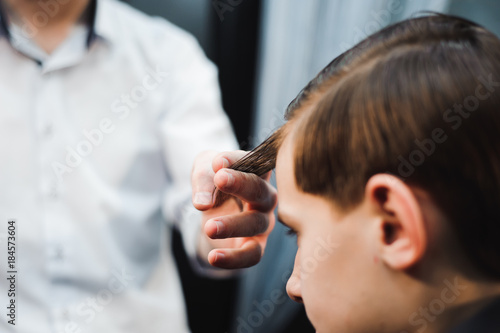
253;183;274;210
247;174;265;200
268;187;278;206
214;152;229;164
256;213;268;233
192;168;208;182
225;171;246;194
247;213;267;236
230;172;243;192
220;218;234;237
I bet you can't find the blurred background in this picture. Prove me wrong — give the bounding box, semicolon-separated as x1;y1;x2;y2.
120;1;500;332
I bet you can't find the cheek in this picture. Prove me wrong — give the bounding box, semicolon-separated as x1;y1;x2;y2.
298;229;367;331
300;227;339;275
298;239;339;320
299;229;341;282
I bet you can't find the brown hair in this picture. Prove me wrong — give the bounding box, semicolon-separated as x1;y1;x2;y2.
217;14;500;279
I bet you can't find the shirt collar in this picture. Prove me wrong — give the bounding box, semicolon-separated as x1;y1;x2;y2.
91;0;118;46
0;0;113;47
0;1;11;41
86;0;98;47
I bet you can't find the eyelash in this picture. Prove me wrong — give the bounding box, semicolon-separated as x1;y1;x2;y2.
285;227;298;237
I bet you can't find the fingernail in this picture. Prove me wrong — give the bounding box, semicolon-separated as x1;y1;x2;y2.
212;220;224;235
222;158;230;168
224;171;234;187
215;252;225;262
194;192;212;205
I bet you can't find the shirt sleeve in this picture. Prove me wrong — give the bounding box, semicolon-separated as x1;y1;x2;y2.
156;25;239;277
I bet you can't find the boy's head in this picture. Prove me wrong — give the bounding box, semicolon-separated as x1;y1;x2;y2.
227;14;500;332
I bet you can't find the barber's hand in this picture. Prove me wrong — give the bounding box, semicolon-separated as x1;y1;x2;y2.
192;150;277;269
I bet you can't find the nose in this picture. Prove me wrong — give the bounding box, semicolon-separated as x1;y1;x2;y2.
286;253;303;303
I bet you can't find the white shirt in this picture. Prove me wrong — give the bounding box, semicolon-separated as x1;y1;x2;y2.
0;0;237;332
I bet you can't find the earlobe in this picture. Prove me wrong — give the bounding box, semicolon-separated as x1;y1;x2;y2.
365;174;428;270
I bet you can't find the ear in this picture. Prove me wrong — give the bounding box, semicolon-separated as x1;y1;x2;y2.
365;174;427;270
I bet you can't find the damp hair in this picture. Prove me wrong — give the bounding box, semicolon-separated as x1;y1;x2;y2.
215;13;500;280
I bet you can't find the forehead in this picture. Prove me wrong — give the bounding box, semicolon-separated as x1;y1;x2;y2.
276;128;294;177
276;130;300;210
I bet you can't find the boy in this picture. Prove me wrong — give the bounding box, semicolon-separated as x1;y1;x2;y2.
209;14;500;332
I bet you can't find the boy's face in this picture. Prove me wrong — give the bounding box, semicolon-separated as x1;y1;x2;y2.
276;133;386;333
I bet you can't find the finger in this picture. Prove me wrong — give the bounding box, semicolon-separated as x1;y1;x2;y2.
213;164;274;208
205;211;269;239
212;150;247;173
208;240;262;269
211;150;248;208
214;169;277;212
191;150;218;211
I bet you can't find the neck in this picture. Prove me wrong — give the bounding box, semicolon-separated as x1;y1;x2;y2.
2;0;92;53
